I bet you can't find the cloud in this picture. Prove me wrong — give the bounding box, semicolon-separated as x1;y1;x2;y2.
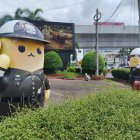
81;0;101;17
0;0;138;25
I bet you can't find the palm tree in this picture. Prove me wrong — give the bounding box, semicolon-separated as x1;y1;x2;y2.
119;48;133;57
23;8;44;20
14;8;25;19
119;48;127;57
0;15;13;26
0;8;44;26
0;8;26;26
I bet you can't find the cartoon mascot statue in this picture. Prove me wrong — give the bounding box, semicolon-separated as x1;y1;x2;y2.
0;20;50;115
129;48;140;90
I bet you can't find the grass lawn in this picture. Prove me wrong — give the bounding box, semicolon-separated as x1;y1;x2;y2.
0;88;140;139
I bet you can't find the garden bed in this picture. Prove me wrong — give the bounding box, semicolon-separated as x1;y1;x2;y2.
91;75;105;80
48;74;84;80
47;71;84;80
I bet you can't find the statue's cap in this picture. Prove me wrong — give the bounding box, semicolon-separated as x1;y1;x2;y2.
0;20;49;44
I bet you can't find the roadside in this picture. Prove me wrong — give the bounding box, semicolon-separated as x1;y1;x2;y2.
106;72;130;86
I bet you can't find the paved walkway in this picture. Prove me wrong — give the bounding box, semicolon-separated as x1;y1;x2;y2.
48;78;130;103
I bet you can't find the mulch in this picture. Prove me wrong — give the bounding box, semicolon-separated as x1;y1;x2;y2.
47;74;84;80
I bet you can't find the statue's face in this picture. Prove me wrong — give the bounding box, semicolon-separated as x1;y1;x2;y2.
0;38;44;72
130;55;140;67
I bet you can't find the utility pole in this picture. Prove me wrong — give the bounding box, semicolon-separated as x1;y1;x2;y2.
94;8;101;75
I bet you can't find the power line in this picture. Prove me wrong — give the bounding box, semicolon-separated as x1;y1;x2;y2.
45;0;82;11
111;0;127;21
98;0;126;33
102;0;125;24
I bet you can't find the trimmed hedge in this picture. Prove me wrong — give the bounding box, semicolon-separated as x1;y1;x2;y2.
82;51;105;74
111;68;130;80
0;89;140;139
44;51;63;73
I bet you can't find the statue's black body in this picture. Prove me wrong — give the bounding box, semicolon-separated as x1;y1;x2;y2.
0;68;50;116
130;66;140;87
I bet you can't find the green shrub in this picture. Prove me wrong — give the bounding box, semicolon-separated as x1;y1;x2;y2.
0;89;140;139
102;69;108;76
67;66;75;72
111;68;130;80
67;63;75;72
44;51;63;73
81;52;105;75
75;67;81;73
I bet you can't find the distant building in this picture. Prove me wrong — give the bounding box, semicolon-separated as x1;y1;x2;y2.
75;22;139;67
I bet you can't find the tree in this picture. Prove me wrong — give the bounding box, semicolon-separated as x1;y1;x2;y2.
14;8;25;19
119;48;133;66
0;15;13;26
23;8;44;20
119;48;133;57
0;8;26;26
72;42;80;61
82;51;105;75
75;42;79;49
0;8;44;26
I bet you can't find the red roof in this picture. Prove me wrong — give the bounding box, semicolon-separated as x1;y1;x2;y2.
94;22;124;26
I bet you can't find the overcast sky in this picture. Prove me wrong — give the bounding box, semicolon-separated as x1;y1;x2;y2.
0;0;139;25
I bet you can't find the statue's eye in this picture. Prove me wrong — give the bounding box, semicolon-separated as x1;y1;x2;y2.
37;48;42;54
18;45;25;53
